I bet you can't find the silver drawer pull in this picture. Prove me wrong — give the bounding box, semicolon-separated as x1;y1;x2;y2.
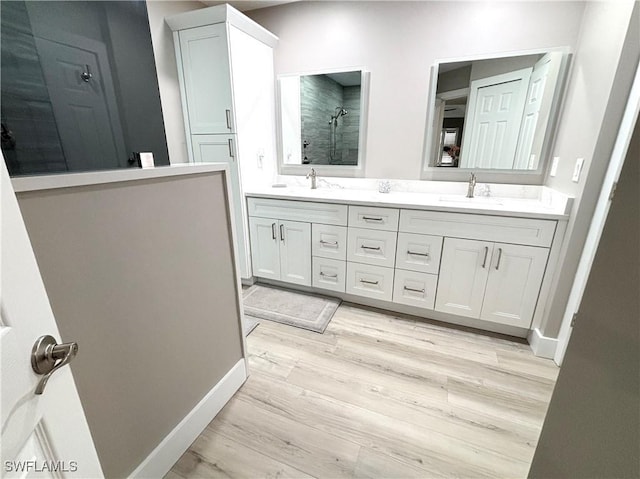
495;247;503;270
320;240;339;247
482;246;489;268
407;250;429;257
361;245;381;251
362;216;383;222
320;271;338;279
404;286;425;294
360;279;379;285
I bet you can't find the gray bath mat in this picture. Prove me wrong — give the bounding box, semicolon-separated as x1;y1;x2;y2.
243;285;341;333
242;315;260;336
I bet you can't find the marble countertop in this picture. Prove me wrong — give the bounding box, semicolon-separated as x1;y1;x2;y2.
244;185;572;220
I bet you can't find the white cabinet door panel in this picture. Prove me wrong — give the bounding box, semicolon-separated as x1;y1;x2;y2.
179;24;234;134
480;244;549;328
279;220;311;286
347;227;397;268
395;232;443;274
346;262;394;301
312;257;346;293
249;217;280;280
312;224;347;260
435;238;493;319
393;269;438;310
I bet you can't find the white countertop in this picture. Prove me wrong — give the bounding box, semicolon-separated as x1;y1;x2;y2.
245;185;572;220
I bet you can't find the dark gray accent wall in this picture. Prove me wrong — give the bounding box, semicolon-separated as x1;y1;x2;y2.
529;118;639;478
17;172;244;478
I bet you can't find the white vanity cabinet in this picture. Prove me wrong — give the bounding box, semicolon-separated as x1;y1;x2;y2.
166;5;278;280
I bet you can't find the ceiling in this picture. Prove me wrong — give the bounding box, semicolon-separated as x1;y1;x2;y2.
201;0;298;11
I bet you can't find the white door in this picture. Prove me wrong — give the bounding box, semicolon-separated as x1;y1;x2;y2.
279;220;311;286
192;134;250;279
179;24;234;135
460;68;532;169
35;37;127;171
435;238;493;319
1;161;103;477
249;217;280;280
480;243;549;328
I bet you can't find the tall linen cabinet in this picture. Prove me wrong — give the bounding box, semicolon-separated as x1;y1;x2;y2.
166;5;278;279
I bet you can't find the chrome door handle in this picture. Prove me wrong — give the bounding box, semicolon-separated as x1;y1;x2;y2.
361;245;381;251
31;335;78;395
228;138;235;158
280;224;285;242
482;246;489;268
495;248;503;270
362;216;383;222
404;286;425;294
320;271;338;278
225;109;232;130
407;250;429;257
360;279;379;285
319;240;338;247
271;222;276;240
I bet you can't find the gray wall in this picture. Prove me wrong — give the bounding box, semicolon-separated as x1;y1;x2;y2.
17;171;244;478
529;117;639;479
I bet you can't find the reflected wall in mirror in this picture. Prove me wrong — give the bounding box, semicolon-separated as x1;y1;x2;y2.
279;70;368;175
1;1;169;176
426;51;568;173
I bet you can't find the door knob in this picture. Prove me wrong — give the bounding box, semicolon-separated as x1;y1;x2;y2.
31;335;78;395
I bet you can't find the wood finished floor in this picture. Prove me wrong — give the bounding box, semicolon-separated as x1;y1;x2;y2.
166;304;558;479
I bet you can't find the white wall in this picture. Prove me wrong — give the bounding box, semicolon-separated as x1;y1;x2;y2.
247;1;585;179
147;0;206;165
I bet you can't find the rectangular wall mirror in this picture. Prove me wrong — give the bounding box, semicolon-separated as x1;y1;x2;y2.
278;69;369;177
422;50;570;182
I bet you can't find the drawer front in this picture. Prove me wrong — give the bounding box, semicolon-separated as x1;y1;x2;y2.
312;224;347;260
393;269;438;310
348;205;399;231
347;228;398;268
399;209;556;247
248;197;347;226
312;257;346;293
346;262;394;301
395;232;443;274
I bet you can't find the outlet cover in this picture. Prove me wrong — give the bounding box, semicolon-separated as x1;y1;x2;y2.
550;157;559;177
572;157;585;182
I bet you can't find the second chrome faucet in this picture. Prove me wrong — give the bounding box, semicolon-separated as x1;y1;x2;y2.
306;168;317;189
466;172;477;198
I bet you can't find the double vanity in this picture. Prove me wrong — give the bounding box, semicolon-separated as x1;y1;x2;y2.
246;183;570;338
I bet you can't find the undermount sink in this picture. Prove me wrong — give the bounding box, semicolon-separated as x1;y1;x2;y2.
438;195;504;205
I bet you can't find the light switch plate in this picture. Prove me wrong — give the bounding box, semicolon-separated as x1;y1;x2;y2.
550;157;559;177
572;157;585;182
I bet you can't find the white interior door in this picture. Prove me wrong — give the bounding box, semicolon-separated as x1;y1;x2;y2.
35;37;127;171
1;160;102;478
279;220;311;286
460;68;532;169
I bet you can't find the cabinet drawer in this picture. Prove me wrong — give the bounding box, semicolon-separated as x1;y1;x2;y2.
346;262;394;301
312;224;347;260
395;233;443;274
393;270;438;310
399;209;556;247
248;197;347;226
312;257;346;293
347;228;397;268
348;206;399;231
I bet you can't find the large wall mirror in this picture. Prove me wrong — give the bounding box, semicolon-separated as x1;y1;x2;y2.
1;1;169;176
422;50;571;182
278;69;369;177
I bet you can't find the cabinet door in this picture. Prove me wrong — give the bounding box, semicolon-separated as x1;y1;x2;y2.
435;238;493;319
179;24;234;134
279;220;311;286
249;217;280;280
480;244;549;328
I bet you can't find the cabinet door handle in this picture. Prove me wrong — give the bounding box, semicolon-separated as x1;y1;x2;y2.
482;246;489;268
225;109;232;130
361;245;381;251
495;248;503;270
407;250;429;257
360;278;379;285
320;271;338;279
320;240;338;247
403;286;425;294
280;224;285;242
228;138;235;158
362;216;383;222
271;222;276;240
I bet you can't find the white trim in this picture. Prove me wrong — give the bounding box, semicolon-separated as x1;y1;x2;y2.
527;328;558;359
129;359;247;479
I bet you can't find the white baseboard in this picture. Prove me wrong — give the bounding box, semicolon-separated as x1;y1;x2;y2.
129;359;247;479
528;328;559;359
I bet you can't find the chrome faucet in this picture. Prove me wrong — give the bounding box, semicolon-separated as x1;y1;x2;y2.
466;172;477;198
306;168;317;189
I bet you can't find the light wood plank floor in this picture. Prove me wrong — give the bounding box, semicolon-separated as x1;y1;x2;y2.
167;303;558;478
